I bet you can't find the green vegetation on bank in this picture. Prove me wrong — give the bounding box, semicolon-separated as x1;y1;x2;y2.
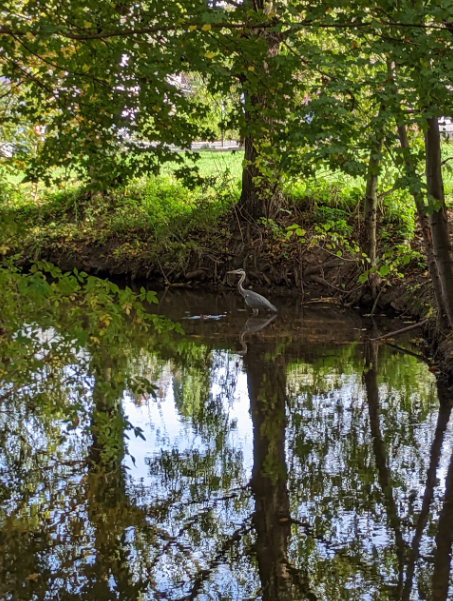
3;143;453;280
0;155;397;273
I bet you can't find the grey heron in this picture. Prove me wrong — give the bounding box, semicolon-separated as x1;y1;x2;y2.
227;269;278;315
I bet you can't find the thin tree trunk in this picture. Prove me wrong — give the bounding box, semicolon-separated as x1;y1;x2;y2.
424;115;453;329
364;134;383;298
388;61;449;327
397;122;448;328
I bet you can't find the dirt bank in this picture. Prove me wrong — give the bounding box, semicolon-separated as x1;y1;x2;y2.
16;213;381;298
22;217;432;313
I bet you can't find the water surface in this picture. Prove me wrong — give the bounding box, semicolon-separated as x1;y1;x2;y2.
1;291;452;601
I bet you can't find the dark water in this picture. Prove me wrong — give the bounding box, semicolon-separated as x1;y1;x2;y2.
1;290;452;601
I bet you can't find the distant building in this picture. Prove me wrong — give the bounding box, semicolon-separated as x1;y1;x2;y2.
439;117;453;138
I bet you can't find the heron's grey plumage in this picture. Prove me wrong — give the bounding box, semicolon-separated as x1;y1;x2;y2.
227;269;277;314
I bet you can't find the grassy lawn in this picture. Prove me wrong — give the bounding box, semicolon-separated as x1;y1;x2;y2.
163;149;244;179
0;151;244;264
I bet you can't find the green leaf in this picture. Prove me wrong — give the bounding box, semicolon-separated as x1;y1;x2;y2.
359;272;369;284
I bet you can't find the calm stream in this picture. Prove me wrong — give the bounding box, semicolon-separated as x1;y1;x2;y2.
1;290;453;600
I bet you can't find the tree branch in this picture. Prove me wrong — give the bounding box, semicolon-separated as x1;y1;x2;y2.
378;185;397;199
370;319;429;341
0;19;452;42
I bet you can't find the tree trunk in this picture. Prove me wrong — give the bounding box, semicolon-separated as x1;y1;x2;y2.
424;115;453;329
397;122;448;328
388;61;449;327
239;100;266;219
364;134;383;298
237;1;281;220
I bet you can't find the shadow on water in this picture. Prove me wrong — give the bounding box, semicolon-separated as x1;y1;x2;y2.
1;288;453;600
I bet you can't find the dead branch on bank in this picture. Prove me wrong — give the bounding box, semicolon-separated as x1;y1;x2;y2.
370;319;429;341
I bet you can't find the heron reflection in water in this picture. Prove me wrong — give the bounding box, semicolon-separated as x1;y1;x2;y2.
227;269;277;315
238;314;277;355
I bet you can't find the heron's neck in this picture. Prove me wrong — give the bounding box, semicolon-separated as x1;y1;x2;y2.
237;273;246;294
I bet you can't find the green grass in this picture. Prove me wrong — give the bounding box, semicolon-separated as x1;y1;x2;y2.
163;149;243;179
0;153;242;265
442;139;453;202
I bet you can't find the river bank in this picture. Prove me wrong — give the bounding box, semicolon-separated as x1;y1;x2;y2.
4;191;421;301
10;205;449;384
3;165;452;383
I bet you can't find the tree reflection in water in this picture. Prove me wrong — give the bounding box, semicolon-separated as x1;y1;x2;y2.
1;295;453;600
245;338;316;600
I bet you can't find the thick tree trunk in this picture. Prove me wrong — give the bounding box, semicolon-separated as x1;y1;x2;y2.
239;98;267;219
240;135;259;210
397;123;449;328
239;120;282;220
363;135;383;298
424;116;453;329
237;1;281;220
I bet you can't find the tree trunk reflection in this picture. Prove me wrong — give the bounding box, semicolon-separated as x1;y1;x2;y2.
402;381;452;601
432;386;453;601
83;350;143;600
245;342;315;601
364;340;406;595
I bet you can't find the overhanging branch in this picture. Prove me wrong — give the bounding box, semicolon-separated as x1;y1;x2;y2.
0;19;452;41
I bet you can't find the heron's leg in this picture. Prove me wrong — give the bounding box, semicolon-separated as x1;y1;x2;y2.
252;308;259;316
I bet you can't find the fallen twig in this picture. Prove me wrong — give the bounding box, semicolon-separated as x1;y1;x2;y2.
370;319;429;341
304;258;344;277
